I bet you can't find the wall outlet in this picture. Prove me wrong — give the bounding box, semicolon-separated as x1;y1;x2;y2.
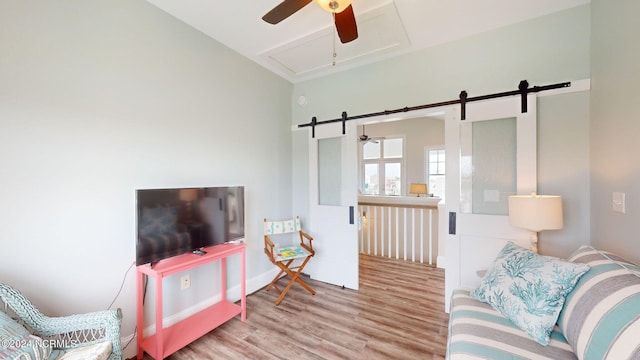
613;192;626;213
180;274;191;290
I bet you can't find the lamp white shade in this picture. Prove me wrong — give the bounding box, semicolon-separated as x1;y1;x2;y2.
508;193;563;232
313;0;352;13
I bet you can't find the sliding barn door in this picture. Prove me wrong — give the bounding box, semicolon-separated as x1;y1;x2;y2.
444;95;536;310
306;121;359;290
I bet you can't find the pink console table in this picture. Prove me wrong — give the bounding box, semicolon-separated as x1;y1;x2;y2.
136;243;246;360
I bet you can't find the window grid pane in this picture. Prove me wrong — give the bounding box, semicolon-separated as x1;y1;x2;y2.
363;142;380;160
364;163;379;195
383;138;403;158
429;149;446;175
428;149;446;200
361;136;403;196
429;174;445;199
384;163;401;196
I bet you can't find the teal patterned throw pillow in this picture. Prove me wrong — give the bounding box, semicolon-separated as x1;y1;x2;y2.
470;242;590;346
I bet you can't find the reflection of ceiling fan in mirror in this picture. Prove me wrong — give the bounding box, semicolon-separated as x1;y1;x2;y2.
359;124;385;144
262;0;358;44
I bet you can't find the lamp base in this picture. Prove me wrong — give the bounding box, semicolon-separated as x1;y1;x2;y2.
530;233;539;253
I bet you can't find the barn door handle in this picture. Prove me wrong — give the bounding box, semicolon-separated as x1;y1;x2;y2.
448;212;456;235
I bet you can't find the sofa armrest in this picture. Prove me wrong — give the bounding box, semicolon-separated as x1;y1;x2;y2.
0;283;122;360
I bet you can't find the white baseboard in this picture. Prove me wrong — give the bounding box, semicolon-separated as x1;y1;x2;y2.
121;333;137;359
437;256;446;269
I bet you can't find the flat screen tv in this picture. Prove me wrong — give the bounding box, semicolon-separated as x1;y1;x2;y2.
136;186;245;266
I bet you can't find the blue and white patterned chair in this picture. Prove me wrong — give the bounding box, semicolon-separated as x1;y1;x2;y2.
0;283;122;360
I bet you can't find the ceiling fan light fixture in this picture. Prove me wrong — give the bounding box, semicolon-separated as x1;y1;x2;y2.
313;0;352;13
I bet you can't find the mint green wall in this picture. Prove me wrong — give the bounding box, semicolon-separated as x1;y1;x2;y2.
293;5;590;122
0;0;292;353
292;4;591;258
590;0;640;263
537;91;591;256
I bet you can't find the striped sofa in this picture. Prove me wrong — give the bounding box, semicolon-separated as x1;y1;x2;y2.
447;245;640;360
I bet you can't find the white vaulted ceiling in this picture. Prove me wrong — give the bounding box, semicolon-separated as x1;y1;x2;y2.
147;0;589;83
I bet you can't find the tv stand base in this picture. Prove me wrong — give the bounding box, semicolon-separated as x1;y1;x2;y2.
136;243;246;360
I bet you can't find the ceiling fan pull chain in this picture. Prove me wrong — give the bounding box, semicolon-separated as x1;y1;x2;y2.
332;12;337;66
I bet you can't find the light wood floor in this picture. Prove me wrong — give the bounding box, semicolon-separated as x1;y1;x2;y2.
137;254;448;359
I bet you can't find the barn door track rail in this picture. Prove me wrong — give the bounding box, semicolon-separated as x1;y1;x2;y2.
299;80;571;137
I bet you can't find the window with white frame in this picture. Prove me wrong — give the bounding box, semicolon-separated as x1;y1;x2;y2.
427;148;445;200
362;138;403;195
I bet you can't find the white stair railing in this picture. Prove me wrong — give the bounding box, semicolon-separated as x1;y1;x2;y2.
358;202;439;265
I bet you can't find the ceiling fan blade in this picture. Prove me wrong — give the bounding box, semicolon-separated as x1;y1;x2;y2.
262;0;312;24
334;4;358;43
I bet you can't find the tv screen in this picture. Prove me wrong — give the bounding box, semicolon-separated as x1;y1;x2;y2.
135;186;245;266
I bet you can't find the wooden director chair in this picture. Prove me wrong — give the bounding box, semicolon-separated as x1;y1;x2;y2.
263;216;315;305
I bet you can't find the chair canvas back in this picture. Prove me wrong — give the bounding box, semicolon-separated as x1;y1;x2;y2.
264;217;302;235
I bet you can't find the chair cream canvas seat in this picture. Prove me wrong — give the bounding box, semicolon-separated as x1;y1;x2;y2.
263;216;315;305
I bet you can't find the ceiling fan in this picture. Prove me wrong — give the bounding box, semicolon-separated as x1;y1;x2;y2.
262;0;358;44
359;125;385;144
